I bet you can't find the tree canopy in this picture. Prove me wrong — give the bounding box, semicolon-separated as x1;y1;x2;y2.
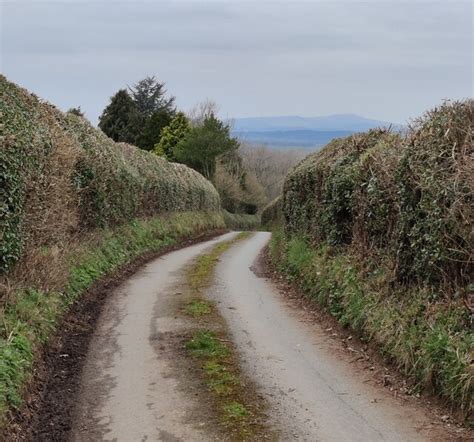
98;89;139;144
99;77;175;150
129;76;175;118
154;112;190;160
173;113;239;180
137;109;173;151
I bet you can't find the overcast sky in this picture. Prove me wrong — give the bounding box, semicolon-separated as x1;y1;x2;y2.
1;1;472;124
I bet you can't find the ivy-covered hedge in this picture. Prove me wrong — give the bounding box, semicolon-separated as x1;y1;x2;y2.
279;100;473;413
222;210;260;230
261;196;282;228
283;101;473;286
0;76;220;275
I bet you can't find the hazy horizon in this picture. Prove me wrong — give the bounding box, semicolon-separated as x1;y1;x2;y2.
1;1;472;125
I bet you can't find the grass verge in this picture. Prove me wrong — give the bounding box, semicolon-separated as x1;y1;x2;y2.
182;232;269;438
269;228;473;419
0;211;225;428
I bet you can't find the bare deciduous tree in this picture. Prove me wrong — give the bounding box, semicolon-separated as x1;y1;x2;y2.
187;99;220;126
239;143;307;200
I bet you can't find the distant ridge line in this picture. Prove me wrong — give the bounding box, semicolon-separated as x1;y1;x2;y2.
230;114;400;132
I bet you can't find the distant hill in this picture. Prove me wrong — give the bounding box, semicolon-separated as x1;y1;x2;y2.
232;114;397;132
231;114;400;149
234;130;354;149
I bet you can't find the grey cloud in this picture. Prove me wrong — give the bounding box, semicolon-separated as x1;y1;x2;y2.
1;1;472;123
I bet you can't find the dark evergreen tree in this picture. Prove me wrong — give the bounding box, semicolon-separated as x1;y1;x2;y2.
129;76;175;118
136;110;173;151
98;90;139;143
99;77;176;150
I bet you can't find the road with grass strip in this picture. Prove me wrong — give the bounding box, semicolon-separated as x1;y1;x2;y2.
208;232;448;441
70;231;448;441
70;232;238;441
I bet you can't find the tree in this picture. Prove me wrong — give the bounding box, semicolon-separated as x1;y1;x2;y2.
136;110;173;151
173;114;239;180
98;76;177;150
188;99;219;126
154;112;190;160
98;89;139;143
129;76;175;118
240;143;306;200
214;152;267;214
127;76;176;150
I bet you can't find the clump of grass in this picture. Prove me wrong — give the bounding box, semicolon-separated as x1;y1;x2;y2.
188;254;217;291
184;300;212;317
223;402;249;421
208;370;239;396
203;360;224;376
186;330;249;423
186;330;230;359
187;330;240;394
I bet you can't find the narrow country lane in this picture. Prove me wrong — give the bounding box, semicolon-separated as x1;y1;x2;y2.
70;231;448;442
208;232;446;441
70;232;238;442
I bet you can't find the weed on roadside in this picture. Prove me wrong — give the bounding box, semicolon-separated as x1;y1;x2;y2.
186;330;230;359
223;402;249;421
184;300;212;317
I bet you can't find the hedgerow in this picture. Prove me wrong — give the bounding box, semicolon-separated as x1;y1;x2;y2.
261;196;282;229
283;101;473;286
283;129;401;247
278;100;473;413
222;210;261;230
0;75;220;277
395;102;473;285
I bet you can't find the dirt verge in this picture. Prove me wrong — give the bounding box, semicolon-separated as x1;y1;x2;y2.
3;229;227;442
